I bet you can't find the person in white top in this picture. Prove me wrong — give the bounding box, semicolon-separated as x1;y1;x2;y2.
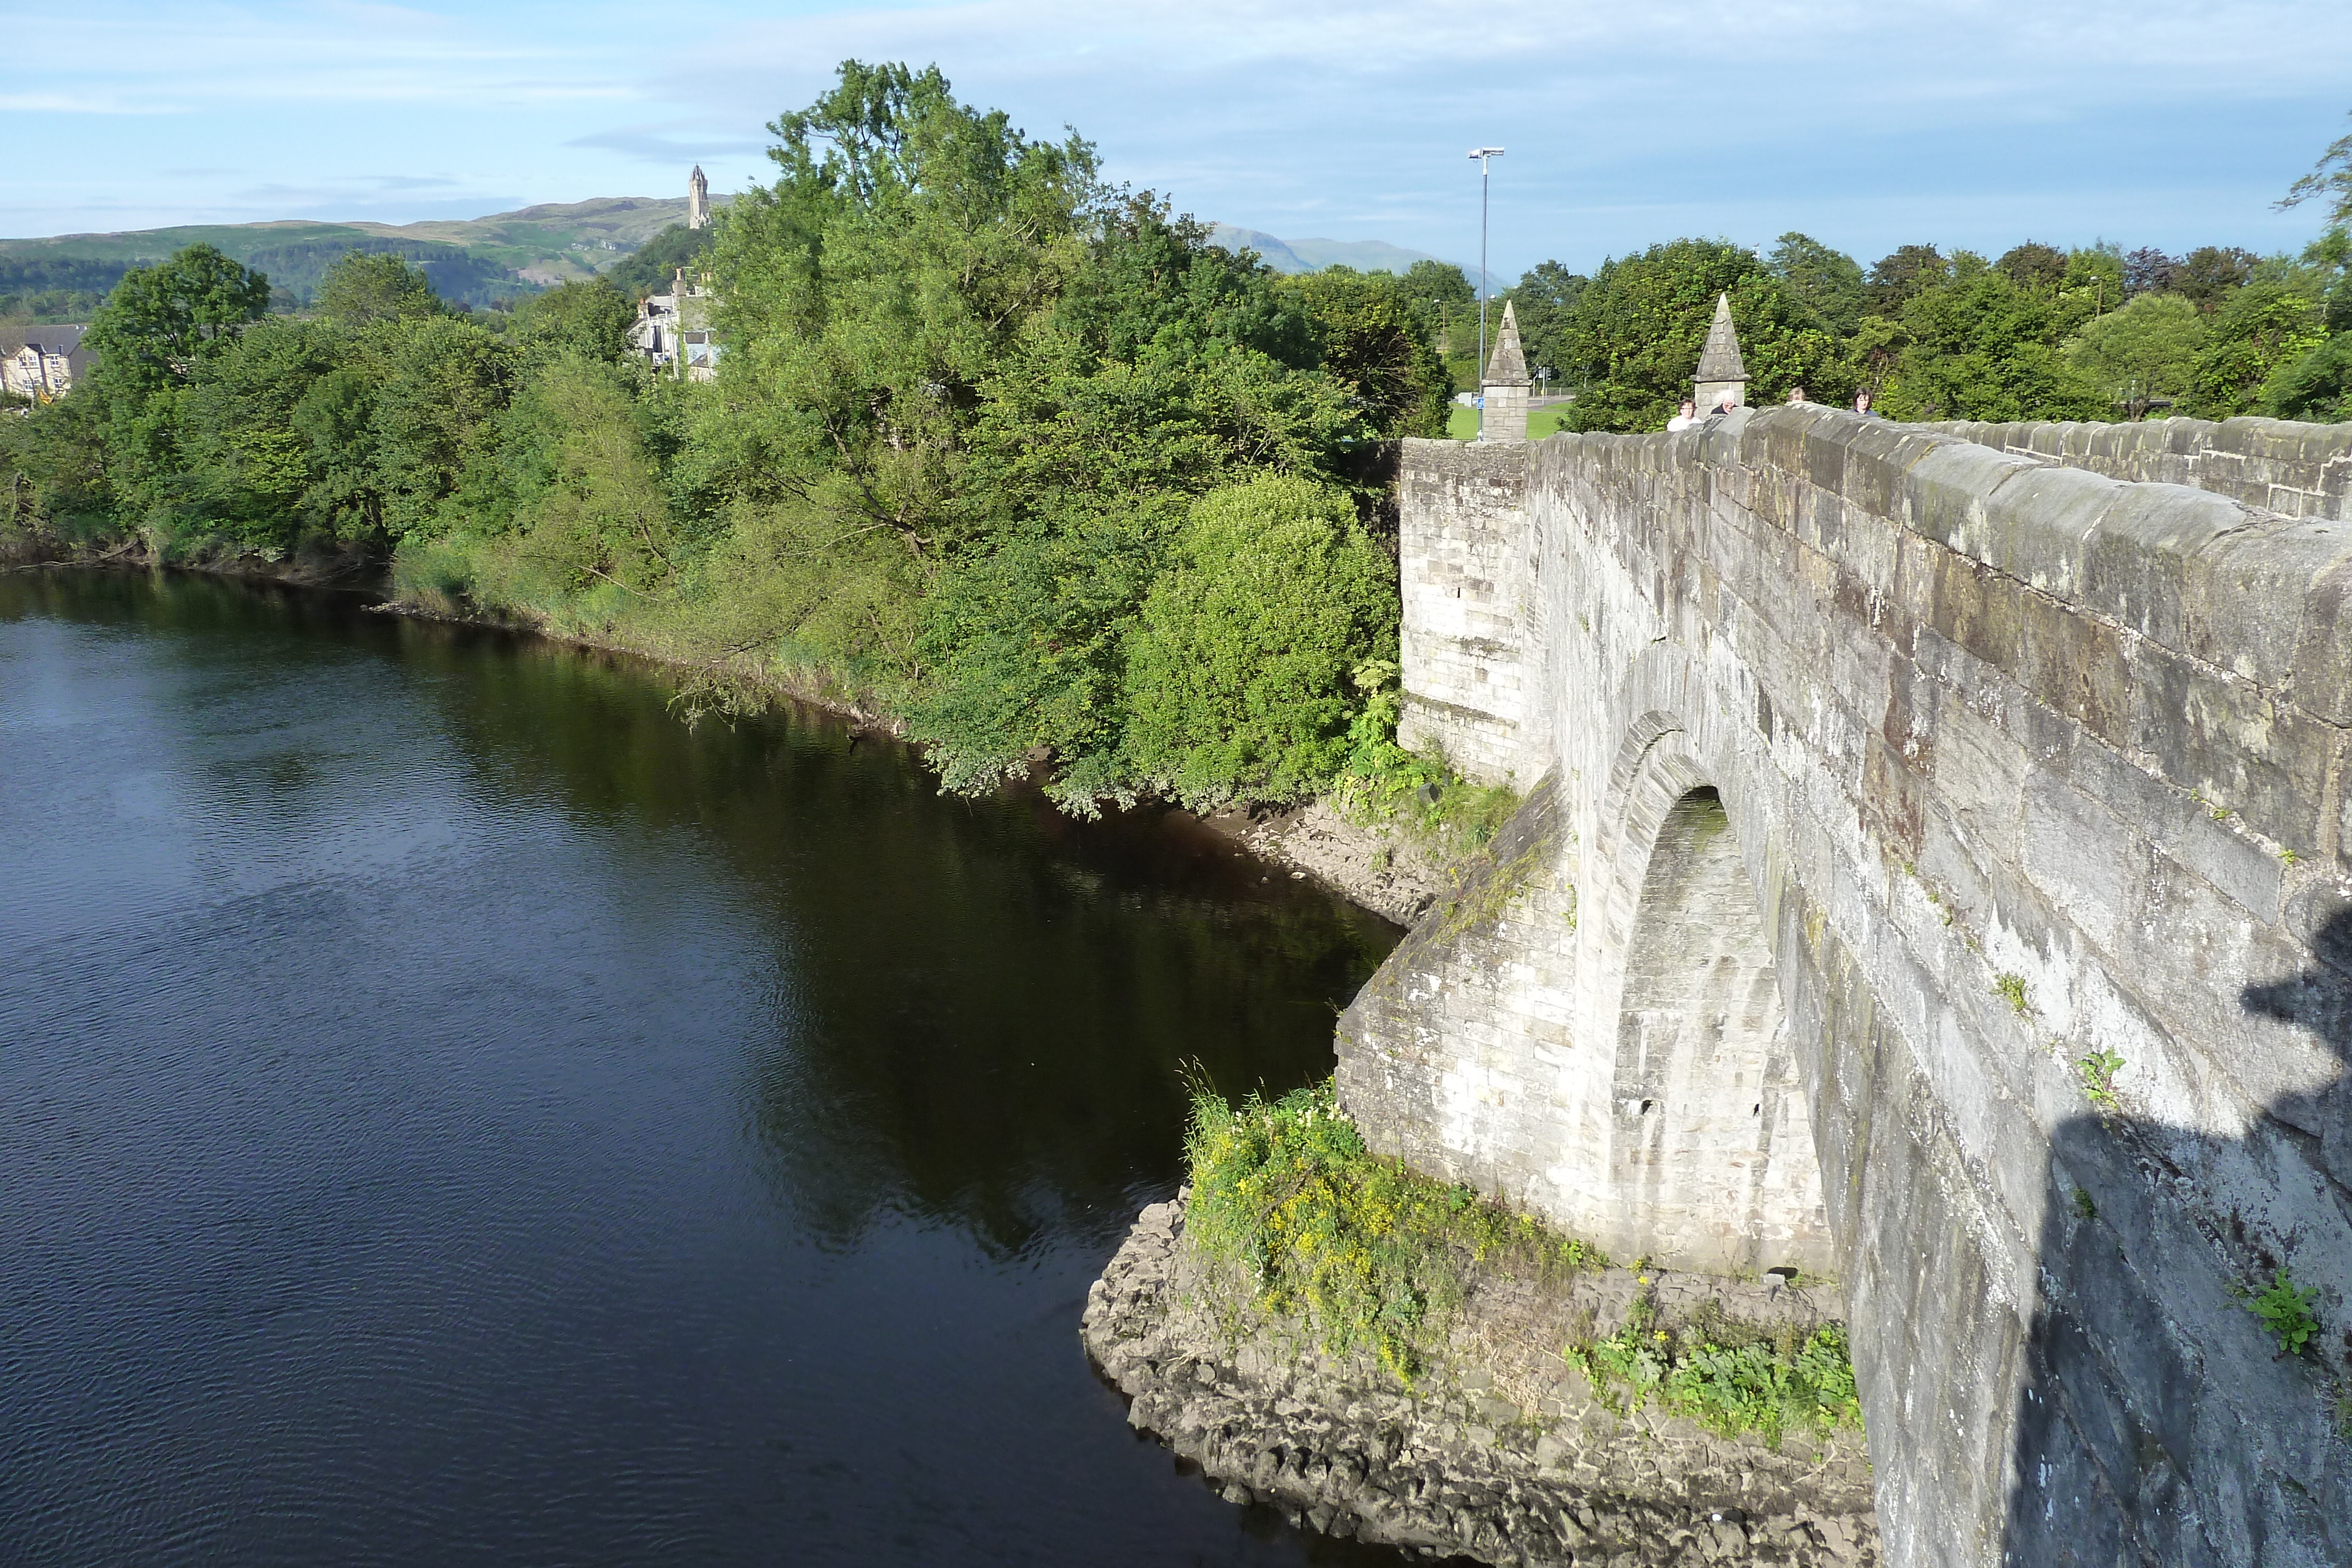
1665;397;1698;432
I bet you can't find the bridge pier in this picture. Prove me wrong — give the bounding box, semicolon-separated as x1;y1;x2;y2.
1341;411;2352;1566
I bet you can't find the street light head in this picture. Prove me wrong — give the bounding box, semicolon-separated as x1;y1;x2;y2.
1468;146;1506;159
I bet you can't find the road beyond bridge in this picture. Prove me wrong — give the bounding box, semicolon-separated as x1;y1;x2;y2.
1338;411;2352;1566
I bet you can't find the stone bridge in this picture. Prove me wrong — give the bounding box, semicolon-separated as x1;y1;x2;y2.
1336;412;2352;1566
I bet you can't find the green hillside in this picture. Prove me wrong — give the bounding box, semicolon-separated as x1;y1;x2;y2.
0;195;729;317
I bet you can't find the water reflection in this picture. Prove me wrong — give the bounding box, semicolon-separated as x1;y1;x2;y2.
0;569;1404;1567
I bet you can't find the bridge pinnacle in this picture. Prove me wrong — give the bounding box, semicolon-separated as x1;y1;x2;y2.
1692;292;1748;412
1478;300;1532;443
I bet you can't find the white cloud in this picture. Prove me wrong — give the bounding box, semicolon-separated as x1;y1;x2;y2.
3;0;2344;260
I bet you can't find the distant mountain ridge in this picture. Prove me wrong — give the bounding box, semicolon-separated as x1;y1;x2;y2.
0;196;731;312
1203;223;1448;276
1;199;1430;320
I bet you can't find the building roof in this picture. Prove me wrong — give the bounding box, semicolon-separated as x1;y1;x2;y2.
22;323;86;356
1483;300;1529;386
1693;293;1747;385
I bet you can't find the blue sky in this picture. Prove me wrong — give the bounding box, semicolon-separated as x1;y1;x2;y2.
4;0;2347;281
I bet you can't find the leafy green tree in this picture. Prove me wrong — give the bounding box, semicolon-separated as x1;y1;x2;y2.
2189;282;2326;416
710;59;1097;561
84;245;273;399
81;245;274;514
1123;473;1397;807
2171;246;2258;313
1865;244;1951;315
2280;109;2352;228
1876;267;2106;421
2261;332;2352;420
2061;246;2126;320
2065;293;2207;418
1286;265;1450;437
175;317;344;551
1558;239;1855;430
316;252;443;327
1768;233;1866;336
510;279;636;365
1502;260;1588;386
1996;242;2067;294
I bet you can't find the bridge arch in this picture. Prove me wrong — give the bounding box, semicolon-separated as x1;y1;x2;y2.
1582;716;1832;1275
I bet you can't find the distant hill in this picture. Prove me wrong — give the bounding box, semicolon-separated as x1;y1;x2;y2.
1204;223;1448;277
1;200;1429;321
0;195;733;313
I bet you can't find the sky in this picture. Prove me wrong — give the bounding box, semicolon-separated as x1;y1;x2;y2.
4;0;2348;282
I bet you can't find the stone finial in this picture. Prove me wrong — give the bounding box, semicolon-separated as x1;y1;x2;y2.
1479;300;1532;443
1484;300;1530;386
1693;292;1748;411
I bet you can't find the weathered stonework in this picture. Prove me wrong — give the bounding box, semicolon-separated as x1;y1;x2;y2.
1084;1196;1880;1566
1920;416;2352;521
1395;440;1534;784
1348;409;2352;1567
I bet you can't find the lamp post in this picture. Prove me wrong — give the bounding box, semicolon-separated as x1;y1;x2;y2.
1468;147;1505;439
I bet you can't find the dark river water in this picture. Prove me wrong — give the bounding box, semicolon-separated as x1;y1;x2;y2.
0;569;1405;1567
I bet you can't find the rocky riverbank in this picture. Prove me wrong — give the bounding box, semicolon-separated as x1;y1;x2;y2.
1083;1196;1880;1567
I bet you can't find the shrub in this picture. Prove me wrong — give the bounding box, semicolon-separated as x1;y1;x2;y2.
1566;1297;1863;1449
2250;1269;2321;1356
1184;1079;1603;1382
1124;473;1397;807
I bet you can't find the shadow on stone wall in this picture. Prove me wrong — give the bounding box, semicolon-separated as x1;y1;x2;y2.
2002;907;2350;1564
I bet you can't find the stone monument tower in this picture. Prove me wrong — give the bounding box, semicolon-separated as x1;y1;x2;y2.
1478;300;1531;443
687;165;710;230
1692;292;1747;410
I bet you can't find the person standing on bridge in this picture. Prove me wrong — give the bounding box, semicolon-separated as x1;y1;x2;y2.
1785;385;1808;404
1853;389;1878;417
1667;397;1698;432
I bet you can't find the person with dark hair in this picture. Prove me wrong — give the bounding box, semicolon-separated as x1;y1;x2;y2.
1853;389;1877;417
1666;397;1698;432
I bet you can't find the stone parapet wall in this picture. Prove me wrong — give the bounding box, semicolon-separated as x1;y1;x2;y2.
1350;410;2352;1566
1395;438;1538;785
1923;414;2352;521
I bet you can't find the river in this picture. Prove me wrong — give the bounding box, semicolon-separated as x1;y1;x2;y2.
0;569;1405;1567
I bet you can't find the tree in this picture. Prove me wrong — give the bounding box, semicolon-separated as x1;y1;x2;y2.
315;252;443;328
1287;266;1450;437
1122;472;1397;808
1557;239;1857;431
2123;248;2177;298
1502;260;1589;386
84;245;272;399
710;58;1098;561
1996;242;2067;295
1768;233;1866;335
1875;267;2106;422
510;279;636;365
2064;293;2207;418
2280;109;2352;228
2171;246;2258;313
2189;282;2326;416
1865;245;1950;315
2260;332;2352;422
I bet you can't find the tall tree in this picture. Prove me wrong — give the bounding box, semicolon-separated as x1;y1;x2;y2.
85;245;272;400
316;253;443;328
1768;233;1866;336
2280;109;2352;228
1502;260;1589;387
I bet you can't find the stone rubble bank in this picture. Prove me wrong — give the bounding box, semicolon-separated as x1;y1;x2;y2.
1083;1196;1880;1567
